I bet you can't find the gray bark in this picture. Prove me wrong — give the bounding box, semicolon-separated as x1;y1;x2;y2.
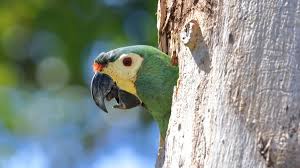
157;0;300;168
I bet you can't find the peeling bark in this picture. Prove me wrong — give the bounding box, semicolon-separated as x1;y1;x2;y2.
157;0;300;168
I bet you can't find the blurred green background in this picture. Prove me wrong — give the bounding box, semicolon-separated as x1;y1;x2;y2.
0;0;159;167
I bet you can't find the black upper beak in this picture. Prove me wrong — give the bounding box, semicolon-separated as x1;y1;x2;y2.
91;73;116;112
91;73;142;113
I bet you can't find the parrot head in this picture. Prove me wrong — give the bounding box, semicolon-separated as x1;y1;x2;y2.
91;45;179;137
91;46;145;113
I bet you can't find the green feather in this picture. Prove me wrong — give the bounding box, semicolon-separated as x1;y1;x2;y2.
132;46;178;137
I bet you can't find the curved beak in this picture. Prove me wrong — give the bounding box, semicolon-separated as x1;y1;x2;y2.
91;73;142;113
91;73;116;112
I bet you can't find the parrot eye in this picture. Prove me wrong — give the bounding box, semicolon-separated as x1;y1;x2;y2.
122;57;132;66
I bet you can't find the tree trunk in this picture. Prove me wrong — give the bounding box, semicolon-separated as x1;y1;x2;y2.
156;0;300;168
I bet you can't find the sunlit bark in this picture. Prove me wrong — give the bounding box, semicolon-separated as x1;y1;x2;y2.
157;0;300;167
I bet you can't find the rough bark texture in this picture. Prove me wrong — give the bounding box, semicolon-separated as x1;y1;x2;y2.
157;0;300;168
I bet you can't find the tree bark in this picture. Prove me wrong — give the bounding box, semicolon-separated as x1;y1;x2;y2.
156;0;300;168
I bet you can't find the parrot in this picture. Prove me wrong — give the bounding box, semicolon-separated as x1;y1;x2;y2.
91;45;178;138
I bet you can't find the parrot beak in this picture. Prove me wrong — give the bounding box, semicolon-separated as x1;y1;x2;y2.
91;73;142;113
91;73;115;113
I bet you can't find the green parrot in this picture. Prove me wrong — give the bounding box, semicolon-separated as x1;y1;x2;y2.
91;45;178;138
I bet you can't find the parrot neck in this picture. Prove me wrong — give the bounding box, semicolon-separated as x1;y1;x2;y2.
135;53;178;138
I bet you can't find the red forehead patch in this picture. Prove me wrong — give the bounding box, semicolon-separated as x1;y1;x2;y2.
93;63;104;72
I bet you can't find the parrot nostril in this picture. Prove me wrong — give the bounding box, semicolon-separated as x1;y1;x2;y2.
93;62;104;72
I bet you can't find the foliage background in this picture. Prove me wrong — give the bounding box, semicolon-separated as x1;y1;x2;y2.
0;0;158;167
